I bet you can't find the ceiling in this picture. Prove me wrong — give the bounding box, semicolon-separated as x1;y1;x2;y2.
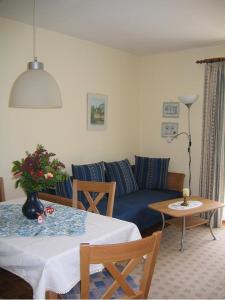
0;0;225;55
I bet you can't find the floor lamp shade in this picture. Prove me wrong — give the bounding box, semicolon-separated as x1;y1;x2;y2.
178;95;198;106
9;68;62;108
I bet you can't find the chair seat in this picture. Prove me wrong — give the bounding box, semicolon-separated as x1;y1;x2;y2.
61;262;143;299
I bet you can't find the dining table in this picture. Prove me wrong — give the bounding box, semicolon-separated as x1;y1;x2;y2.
0;198;141;299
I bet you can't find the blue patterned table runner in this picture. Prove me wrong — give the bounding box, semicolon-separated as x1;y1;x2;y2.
0;203;87;237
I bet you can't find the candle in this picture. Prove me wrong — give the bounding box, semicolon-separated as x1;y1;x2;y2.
183;188;190;197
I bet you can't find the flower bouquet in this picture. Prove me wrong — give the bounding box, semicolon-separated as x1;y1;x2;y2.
12;144;68;219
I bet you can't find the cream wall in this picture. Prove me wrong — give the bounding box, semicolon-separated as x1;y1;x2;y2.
2;17;225;199
139;43;225;194
0;18;140;199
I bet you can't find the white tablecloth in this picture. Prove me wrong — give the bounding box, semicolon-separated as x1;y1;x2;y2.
0;198;141;299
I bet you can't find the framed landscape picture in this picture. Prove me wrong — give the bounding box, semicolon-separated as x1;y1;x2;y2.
163;102;179;118
87;93;108;130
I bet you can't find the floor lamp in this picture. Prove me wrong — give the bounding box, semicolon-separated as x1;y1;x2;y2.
167;95;198;195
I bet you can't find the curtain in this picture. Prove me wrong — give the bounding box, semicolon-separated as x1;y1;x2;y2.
199;62;225;227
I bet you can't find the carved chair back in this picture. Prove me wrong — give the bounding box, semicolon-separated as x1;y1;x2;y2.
80;231;162;299
0;177;5;202
73;180;116;217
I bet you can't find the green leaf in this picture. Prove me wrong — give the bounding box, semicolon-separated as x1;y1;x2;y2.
15;179;20;188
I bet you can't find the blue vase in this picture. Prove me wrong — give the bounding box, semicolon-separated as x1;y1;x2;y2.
22;192;44;219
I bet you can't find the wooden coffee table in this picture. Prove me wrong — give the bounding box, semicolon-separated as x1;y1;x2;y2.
149;196;224;251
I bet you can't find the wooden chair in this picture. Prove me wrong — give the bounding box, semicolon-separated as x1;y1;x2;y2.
72;180;116;217
80;231;162;299
38;192;73;207
0;177;5;202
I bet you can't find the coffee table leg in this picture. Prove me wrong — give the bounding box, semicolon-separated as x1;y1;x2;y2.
161;212;165;230
209;209;217;240
180;216;186;252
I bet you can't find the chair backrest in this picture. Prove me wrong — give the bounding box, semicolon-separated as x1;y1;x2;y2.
80;231;162;299
73;180;116;217
0;177;5;202
38;192;73;207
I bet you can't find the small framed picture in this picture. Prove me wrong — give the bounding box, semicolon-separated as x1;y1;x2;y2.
163;102;179;118
161;122;178;137
87;93;108;130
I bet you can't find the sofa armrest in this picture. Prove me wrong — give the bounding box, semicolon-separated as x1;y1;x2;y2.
167;172;185;192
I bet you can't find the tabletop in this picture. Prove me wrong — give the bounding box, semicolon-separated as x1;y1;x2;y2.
149;196;225;218
0;198;141;299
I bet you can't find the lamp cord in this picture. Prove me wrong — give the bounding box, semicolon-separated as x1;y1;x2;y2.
168;129;192;195
33;0;36;61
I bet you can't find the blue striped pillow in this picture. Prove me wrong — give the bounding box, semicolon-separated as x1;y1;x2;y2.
135;156;170;190
72;162;105;182
71;162;105;208
104;159;139;197
55;177;73;199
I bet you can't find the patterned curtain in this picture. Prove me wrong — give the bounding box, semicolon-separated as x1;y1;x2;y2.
199;62;225;227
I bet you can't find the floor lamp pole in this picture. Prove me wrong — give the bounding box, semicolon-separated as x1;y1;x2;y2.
178;95;198;195
187;106;192;195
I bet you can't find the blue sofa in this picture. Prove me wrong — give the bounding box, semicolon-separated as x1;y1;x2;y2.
98;187;182;232
42;167;184;232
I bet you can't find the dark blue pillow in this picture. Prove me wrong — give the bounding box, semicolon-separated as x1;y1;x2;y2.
135;156;170;190
55;177;73;199
72;162;105;182
104;159;139;197
71;162;105;207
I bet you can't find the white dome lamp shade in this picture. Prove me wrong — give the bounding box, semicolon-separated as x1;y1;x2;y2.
178;95;198;108
9;0;62;109
9;60;62;108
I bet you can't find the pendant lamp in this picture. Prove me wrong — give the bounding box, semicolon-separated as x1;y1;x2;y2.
9;0;62;108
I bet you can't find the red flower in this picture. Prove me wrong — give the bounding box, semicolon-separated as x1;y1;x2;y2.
12;144;67;193
37;171;44;177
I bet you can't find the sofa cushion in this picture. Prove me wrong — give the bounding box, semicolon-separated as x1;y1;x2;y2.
97;189;182;231
72;162;105;206
135;156;170;190
72;162;105;182
104;159;139;197
55;177;73;199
